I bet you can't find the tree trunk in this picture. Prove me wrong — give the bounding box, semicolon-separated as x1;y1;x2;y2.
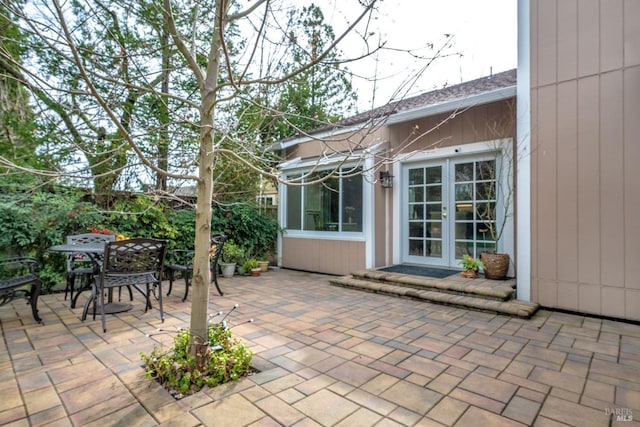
189;0;228;356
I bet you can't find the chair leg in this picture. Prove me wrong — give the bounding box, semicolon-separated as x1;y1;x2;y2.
65;272;75;302
29;280;42;324
116;285;134;302
99;286;107;333
211;267;224;296
70;272;90;309
167;269;174;296
182;272;191;302
81;284;97;321
157;282;164;323
142;284;152;312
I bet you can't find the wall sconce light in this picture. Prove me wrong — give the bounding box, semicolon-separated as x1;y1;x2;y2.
379;170;394;188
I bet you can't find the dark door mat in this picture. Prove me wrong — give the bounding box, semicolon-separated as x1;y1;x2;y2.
378;264;459;279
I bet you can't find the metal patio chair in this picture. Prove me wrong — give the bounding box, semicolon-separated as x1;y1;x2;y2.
0;257;42;323
84;238;167;333
165;234;227;301
65;233;116;308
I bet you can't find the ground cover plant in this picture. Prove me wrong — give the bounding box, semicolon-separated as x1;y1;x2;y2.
140;306;254;399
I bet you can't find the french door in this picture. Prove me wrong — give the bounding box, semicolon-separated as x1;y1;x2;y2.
403;157;497;267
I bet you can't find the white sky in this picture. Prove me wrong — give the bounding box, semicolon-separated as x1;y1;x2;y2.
318;0;518;110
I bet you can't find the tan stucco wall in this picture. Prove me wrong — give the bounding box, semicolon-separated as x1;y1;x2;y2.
530;0;640;320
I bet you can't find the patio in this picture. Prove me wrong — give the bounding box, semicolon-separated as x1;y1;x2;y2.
1;268;638;426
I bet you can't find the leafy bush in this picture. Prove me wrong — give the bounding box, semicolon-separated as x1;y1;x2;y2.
166;209;196;250
0;178;280;293
109;196;179;243
140;317;254;399
211;204;280;259
221;240;245;265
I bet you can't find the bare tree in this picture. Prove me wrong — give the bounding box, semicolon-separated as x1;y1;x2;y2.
0;0;454;357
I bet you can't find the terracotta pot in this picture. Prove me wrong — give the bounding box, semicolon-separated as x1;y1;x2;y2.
461;269;478;279
481;252;510;280
250;268;261;277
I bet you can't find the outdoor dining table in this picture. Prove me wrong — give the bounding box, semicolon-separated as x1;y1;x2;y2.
49;242;133;315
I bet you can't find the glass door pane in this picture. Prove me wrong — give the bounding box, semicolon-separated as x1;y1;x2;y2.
453;160;496;259
406;164;447;264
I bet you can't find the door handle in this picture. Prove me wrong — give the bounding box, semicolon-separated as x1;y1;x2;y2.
442;212;448;218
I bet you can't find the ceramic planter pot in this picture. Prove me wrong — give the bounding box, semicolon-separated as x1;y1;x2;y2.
258;261;269;272
220;262;236;278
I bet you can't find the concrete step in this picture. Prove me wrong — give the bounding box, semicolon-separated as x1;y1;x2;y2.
350;269;516;301
329;274;539;319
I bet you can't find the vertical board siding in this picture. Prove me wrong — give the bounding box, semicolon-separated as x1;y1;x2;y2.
531;0;640;320
536;85;558;280
576;76;600;285
557;0;578;81
577;0;600;77
624;0;640;67
281;237;365;276
599;72;625;287
601;0;623;72
556;81;579;283
537;0;558;86
623;67;640;290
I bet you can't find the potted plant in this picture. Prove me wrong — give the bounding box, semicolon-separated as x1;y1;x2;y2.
257;259;269;273
243;259;261;277
459;255;484;278
220;241;245;278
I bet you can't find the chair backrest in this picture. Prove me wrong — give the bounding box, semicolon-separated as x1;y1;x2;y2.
67;233;116;245
102;238;167;276
210;234;227;267
66;233;116;265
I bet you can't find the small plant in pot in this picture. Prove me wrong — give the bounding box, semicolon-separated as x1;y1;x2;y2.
253;250;271;273
257;259;269;273
243;259;261;276
220;241;245;278
459;255;484;278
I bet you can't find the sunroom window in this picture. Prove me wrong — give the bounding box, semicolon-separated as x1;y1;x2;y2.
286;167;363;232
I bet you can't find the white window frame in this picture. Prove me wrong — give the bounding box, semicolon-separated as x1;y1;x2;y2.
279;160;371;241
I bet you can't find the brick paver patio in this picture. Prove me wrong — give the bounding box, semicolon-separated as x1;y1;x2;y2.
1;269;638;426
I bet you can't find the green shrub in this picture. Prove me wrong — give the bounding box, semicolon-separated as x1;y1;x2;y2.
211;204;280;259
140;319;254;398
221;240;245;265
0;178;280;293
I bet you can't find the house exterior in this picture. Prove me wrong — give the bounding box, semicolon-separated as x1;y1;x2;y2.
274;0;640;322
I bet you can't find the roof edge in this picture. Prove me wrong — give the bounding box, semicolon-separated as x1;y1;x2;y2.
385;85;516;126
270;70;517;151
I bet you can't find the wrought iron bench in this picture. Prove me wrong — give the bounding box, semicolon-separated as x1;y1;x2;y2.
0;257;42;323
166;234;227;301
